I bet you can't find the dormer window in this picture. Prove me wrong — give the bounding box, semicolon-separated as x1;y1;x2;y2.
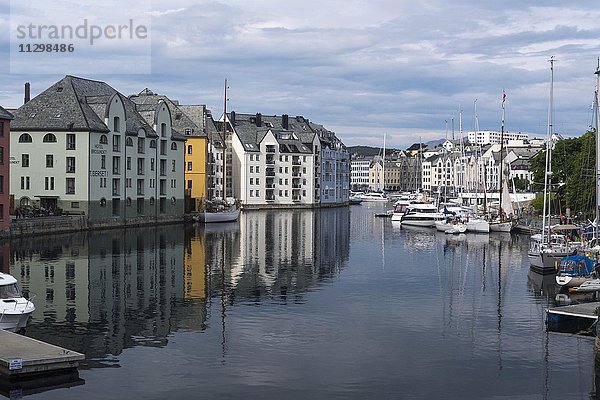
43;133;57;142
19;133;32;143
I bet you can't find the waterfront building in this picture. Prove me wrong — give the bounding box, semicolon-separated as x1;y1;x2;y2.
10;76;185;221
130;90;212;212
467;130;529;146
369;156;384;192
0;106;13;233
228;112;348;207
350;158;370;191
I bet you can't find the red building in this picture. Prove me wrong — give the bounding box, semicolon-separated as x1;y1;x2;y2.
0;106;13;234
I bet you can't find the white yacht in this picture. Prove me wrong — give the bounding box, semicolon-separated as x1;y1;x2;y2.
398;203;444;228
0;272;35;331
359;192;389;202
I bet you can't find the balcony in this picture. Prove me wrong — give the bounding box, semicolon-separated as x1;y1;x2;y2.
266;156;275;165
292;196;302;202
266;195;275;202
266;183;275;189
265;170;275;177
292;184;302;189
266;146;276;153
292;172;302;177
185;189;192;197
292;158;301;165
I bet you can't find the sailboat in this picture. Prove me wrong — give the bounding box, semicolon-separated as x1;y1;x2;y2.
528;57;578;273
465;101;490;233
489;90;513;232
197;79;240;223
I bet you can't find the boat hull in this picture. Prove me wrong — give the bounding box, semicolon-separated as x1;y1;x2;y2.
400;217;436;228
197;208;240;223
489;221;512;233
556;275;591;288
0;312;33;331
465;219;490;233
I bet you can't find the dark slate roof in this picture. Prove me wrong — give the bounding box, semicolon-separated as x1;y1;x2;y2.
230;112;346;154
129;89;206;138
11;76;154;136
0;105;14;120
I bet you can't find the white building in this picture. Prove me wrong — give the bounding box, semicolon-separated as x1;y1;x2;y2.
10;75;185;221
350;159;370;191
467;130;529;146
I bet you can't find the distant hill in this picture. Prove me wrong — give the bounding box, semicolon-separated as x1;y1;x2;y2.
348;138;455;157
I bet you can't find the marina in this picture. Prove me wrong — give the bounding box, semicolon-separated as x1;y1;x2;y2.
0;205;598;399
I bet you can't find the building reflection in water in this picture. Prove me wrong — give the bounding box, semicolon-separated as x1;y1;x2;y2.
7;208;350;369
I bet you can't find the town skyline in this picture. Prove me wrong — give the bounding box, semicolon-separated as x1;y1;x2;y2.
2;1;600;149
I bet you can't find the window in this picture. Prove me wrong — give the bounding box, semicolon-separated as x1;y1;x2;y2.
138;138;145;154
127;157;131;170
187;180;192;189
160;140;167;155
100;198;106;207
19;133;32;143
100;178;107;188
22;154;30;167
126;178;132;188
137;179;144;195
0;147;3;165
112;178;120;196
113;135;120;152
171;142;177;151
150;140;156;149
101;155;106;169
66;157;75;173
44;177;54;190
150;158;155;171
114;116;120;132
187;145;192;155
0;176;3;193
46;154;53;168
250;178;254;185
185;128;192;135
126;137;133;147
187;161;192;171
100;134;108;144
137;158;144;175
172;160;176;172
43;133;57;142
66;134;75;149
161;123;166;137
66;178;75;194
137;198;144;214
113;156;120;174
21;176;31;190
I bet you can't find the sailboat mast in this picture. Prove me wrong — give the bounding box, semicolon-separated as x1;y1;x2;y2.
594;60;600;230
499;90;506;219
542;56;555;243
222;79;228;201
382;133;386;192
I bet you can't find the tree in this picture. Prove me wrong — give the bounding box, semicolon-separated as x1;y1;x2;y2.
529;131;596;219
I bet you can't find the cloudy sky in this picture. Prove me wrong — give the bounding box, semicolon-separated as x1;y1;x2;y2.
1;0;600;148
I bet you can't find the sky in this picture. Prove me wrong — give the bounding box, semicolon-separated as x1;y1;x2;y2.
1;0;599;149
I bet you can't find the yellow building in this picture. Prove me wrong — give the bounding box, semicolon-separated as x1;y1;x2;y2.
185;135;208;211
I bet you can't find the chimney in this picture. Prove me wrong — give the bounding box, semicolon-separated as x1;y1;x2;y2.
230;111;236;127
282;114;289;130
24;82;31;104
255;112;262;127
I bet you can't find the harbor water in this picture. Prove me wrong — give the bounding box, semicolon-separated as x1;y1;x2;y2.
3;203;596;399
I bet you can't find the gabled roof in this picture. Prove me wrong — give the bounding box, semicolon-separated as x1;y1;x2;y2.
12;76;154;136
130;89;206;138
0;105;14;120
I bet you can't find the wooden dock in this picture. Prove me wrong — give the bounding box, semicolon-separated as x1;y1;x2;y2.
546;302;600;333
0;330;84;377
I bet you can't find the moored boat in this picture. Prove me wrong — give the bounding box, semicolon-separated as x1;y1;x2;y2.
196;204;240;223
0;272;35;332
399;203;444;228
568;278;600;293
555;255;597;288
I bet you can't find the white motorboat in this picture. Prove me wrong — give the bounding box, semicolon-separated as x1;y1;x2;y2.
555;255;597;288
399;203;444;228
359;192;389;202
568;278;600;293
348;195;363;205
0;272;35;331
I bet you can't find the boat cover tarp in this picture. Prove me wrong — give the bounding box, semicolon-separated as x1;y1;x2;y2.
558;255;596;276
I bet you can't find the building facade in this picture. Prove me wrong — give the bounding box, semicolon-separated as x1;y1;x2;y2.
10;76;185;222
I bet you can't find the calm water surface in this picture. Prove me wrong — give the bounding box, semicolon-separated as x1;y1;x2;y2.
4;204;596;399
